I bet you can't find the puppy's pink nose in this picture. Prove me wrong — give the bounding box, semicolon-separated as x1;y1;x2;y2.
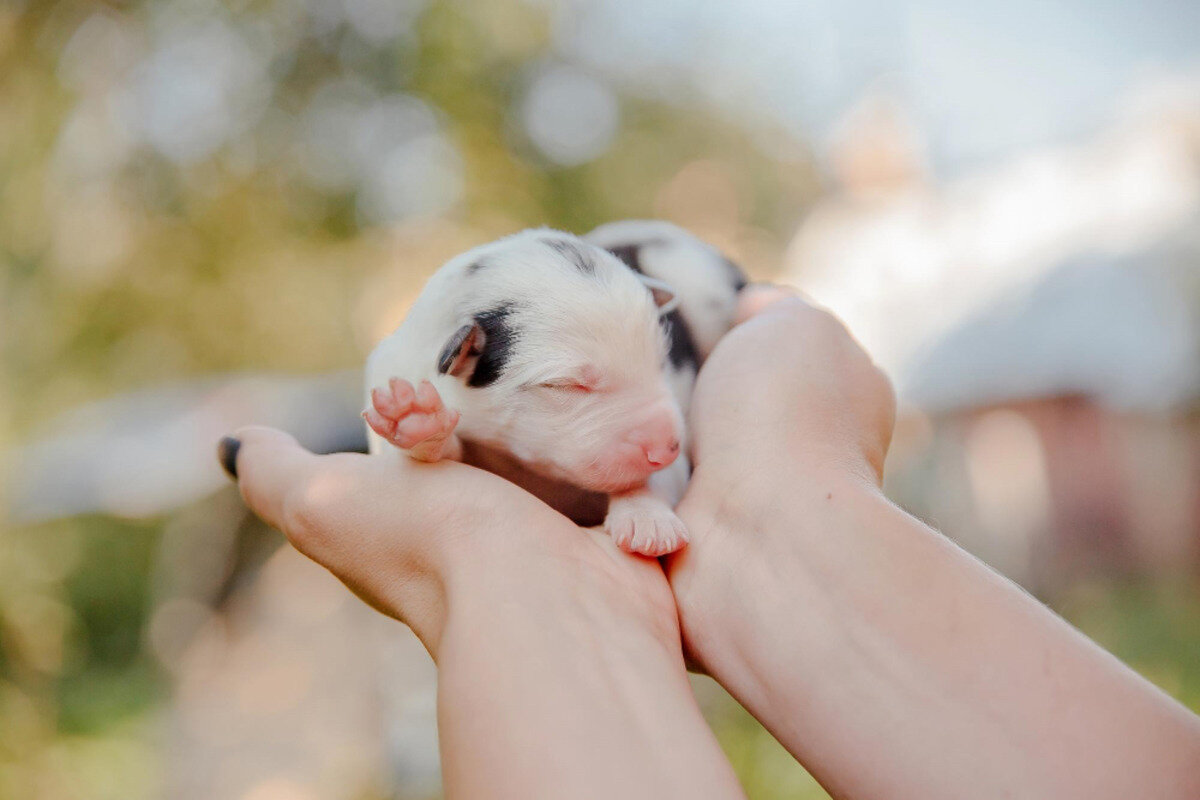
644;438;680;468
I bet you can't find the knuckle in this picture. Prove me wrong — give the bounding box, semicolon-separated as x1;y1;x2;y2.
279;471;346;552
280;487;321;544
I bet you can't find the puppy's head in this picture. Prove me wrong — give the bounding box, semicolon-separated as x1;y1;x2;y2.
435;230;684;493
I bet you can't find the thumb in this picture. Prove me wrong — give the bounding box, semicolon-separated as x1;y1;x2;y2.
218;426;321;533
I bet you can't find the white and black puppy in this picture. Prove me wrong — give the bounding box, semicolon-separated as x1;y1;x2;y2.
364;221;744;556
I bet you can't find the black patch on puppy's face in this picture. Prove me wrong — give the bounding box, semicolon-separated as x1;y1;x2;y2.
542;238;595;275
467;303;518;387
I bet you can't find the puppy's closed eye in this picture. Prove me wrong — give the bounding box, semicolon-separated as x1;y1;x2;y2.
537;379;594;393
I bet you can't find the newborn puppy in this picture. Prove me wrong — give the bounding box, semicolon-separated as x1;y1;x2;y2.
364;223;744;556
584;219;747;379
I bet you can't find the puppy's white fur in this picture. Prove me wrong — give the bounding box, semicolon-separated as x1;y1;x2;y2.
585;219;743;361
366;224;743;554
368;229;681;492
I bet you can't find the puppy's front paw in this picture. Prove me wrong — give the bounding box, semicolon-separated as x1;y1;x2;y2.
605;493;689;557
364;378;460;462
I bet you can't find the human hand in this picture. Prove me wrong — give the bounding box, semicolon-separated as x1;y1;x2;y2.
219;431;747;799
667;286;896;670
665;289;1200;800
688;285;895;496
218;428;679;660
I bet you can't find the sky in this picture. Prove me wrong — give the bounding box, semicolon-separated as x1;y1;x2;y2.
554;0;1200;173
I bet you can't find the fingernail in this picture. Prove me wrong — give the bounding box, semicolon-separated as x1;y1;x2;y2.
217;436;241;480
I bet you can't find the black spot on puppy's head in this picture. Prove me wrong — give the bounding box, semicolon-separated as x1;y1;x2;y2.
435;303;519;388
541;238;595;275
467;303;518;387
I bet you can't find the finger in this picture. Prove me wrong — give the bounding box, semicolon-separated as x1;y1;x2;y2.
734;283;802;324
220;426;322;532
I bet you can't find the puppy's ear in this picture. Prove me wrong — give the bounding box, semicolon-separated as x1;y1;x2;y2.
437;322;484;378
638;275;680;316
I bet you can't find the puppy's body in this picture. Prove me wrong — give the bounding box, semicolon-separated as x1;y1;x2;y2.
365;223;744;554
585;220;747;363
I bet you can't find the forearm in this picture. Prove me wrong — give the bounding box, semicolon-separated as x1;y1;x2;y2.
436;548;745;800
674;468;1200;800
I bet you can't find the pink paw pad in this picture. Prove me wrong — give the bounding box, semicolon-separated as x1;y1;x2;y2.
364;378;460;458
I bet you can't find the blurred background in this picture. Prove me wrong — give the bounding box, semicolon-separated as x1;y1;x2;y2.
2;0;1199;797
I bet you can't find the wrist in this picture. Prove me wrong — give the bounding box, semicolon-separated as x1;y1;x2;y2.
435;528;682;665
388;504;588;656
670;461;883;674
434;532;745;800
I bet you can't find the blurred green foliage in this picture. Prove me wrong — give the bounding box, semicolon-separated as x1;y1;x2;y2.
1;0;815;795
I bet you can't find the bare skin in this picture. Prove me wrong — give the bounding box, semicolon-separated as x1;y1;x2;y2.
364;375;688;556
668;287;1200;800
226;286;1200;800
228;425;744;800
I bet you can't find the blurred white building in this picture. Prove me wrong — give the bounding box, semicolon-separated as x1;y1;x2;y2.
784;88;1200;588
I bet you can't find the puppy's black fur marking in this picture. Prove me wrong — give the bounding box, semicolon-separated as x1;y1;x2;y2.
604;241;701;370
542;238;595;275
603;243;644;274
466;260;487;274
661;309;699;371
468;304;518;387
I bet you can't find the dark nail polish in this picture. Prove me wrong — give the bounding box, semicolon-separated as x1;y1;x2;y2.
217;436;241;480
